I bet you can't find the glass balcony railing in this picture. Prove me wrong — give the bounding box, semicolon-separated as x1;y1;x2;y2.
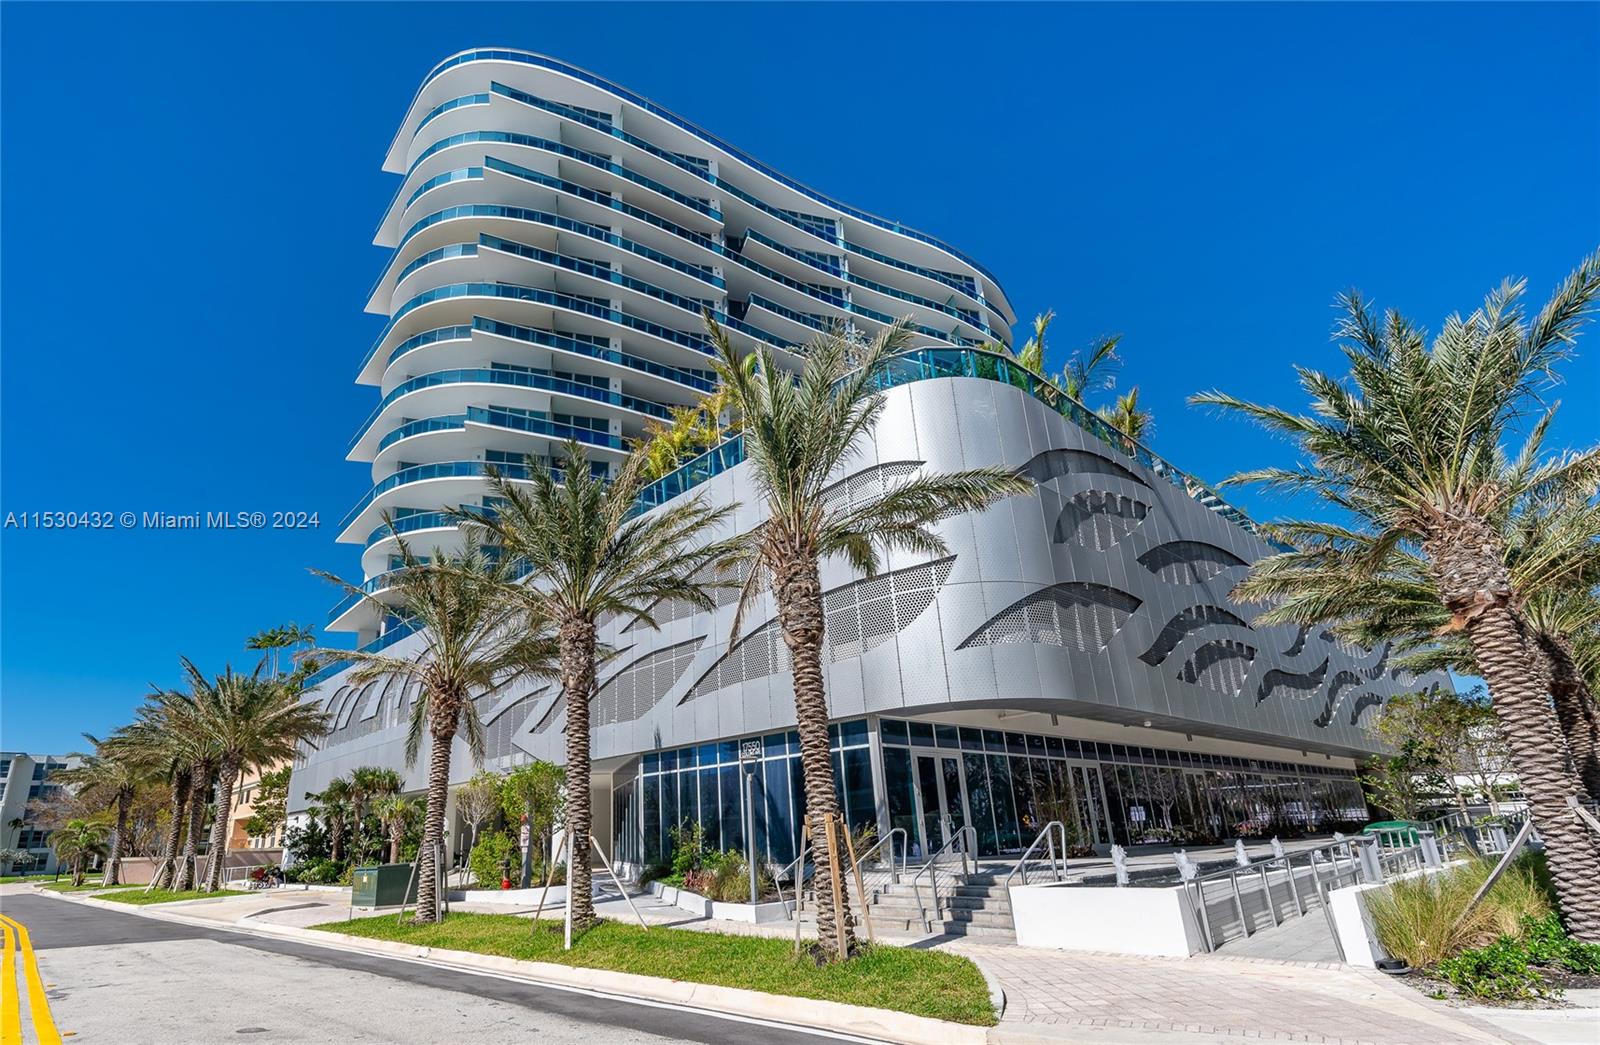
404;166;483;211
396;199;722;287
376;414;468;454
349;365;668;453
471;317;715;392
303;618;421;688
410;93;490;143
362;281;715;373
340;455;613;535
466;405;623;448
385;324;475;368
411;130;720;221
483;157;725;261
633;347;1288;547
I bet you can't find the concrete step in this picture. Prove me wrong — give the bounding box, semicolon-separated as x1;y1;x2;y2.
871;914;1017;939
868;892;1009;914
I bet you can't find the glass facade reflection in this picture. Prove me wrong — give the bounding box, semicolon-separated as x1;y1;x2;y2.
618;715;1368;869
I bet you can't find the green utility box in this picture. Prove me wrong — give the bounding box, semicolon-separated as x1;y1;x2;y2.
352;863;418;908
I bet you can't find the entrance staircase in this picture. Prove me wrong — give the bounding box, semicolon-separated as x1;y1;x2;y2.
862;870;1016;939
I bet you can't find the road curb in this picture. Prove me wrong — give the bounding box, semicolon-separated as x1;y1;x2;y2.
38;888;994;1044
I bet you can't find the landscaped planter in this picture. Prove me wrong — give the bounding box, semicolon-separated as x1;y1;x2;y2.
451;885;569;906
648;880;794;923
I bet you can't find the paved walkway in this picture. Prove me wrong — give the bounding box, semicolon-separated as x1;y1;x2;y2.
1215;905;1342;963
950;940;1524;1044
114;883;1548;1045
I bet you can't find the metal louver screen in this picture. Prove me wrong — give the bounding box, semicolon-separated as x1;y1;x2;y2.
594;640;704;727
1137;540;1247;585
1256;660;1329;704
1179;640;1257;694
1055;490;1149;550
958;583;1140;653
1139;605;1251;666
821;460;925;509
684;557;955;701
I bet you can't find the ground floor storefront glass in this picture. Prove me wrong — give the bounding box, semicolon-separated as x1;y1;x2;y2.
617;716;1368;869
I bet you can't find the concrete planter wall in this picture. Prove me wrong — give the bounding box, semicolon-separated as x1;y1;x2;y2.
451;886;570;907
649;880;794;924
1011;882;1205;957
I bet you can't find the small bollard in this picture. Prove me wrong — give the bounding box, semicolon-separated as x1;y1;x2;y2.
1353;835;1384;884
1270;836;1286;861
1418;829;1442;869
1110;844;1129;886
1234;839;1251;867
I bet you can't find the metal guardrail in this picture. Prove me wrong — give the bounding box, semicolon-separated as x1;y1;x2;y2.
1180;837;1369;952
1003;821;1069;929
907;825;977;933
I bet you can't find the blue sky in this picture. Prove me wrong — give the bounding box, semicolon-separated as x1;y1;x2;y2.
2;3;1596;753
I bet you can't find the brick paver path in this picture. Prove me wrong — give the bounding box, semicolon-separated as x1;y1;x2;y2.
948;940;1525;1044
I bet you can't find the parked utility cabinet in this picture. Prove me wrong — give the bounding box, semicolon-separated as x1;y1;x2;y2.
352;863;417;907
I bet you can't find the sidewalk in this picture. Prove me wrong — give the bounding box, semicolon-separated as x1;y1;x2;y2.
79;882;1552;1045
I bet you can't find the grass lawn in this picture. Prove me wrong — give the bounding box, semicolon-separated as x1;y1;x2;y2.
314;913;995;1026
0;876;49;885
98;888;235;906
41;881;144;894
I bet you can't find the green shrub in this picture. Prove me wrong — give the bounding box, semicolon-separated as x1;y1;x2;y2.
1435;935;1552;1001
468;830;518;889
1366;856;1552;968
287;857;347;885
667;821;705;880
1520;913;1600;975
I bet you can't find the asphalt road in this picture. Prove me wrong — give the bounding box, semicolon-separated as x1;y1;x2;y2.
0;892;846;1045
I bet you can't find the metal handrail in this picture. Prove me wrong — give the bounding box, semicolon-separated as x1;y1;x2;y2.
1003;822;1067;891
772;842;811;918
907;825;976;932
849;827;908;885
1003;821;1069;930
1182;838;1362;952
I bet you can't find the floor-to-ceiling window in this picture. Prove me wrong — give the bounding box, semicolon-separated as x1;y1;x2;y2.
635;720;877;870
878;718;1367;854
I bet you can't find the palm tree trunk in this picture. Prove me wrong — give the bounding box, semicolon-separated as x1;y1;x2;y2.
204;759;239;891
560;617;598;931
773;554;857;961
103;788;132;887
176;765;211;891
1463;602;1600;939
155;768;190;889
1539;633;1600;801
389;826;402;864
414;720;456;924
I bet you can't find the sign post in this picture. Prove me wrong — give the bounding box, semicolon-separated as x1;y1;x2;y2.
740;739;762;905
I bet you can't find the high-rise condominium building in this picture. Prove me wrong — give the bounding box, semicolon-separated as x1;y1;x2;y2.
294;50;1444;874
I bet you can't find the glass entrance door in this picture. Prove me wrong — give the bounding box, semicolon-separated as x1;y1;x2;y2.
1072;764;1113;846
913;752;968;856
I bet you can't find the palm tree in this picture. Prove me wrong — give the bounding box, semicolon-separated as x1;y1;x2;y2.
117;682;214;889
1234;463;1600;799
1193;250;1600;937
188;661;329;891
53;735;153;886
53;818;109;887
314;536;559;923
703;316;1033;960
374;795;421;864
1098;387;1154;443
455;441;733;932
309;777;356;863
348;766;404;862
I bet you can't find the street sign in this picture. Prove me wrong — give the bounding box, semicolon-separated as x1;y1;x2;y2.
739;739;762;763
